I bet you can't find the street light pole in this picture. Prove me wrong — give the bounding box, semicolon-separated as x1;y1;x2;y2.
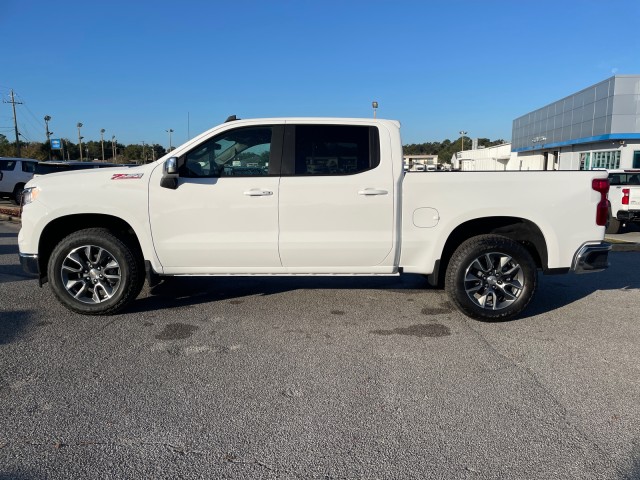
142;141;146;163
111;135;116;162
459;130;468;153
166;128;174;152
372;101;378;119
44;115;52;160
100;128;106;162
77;122;84;161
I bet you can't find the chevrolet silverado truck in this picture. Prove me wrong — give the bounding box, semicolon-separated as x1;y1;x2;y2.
606;169;640;234
18;117;611;321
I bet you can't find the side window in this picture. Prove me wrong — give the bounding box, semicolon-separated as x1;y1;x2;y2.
22;161;36;173
181;126;272;178
293;125;379;175
0;160;16;171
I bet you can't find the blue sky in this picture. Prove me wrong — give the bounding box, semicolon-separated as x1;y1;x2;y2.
2;0;640;148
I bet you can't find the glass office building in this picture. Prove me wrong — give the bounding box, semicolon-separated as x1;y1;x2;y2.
511;75;640;171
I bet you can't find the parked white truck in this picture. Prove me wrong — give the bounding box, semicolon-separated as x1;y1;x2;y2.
18;117;611;321
606;169;640;234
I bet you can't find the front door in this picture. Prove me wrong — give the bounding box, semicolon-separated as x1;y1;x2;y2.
148;125;283;271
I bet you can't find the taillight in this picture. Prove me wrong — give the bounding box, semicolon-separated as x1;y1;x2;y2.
592;178;609;194
622;188;630;205
592;178;609;226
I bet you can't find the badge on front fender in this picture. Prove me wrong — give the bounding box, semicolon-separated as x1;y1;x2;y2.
111;173;144;180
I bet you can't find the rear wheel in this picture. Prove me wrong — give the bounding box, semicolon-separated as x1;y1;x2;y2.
47;228;145;315
605;210;621;234
11;183;25;205
445;235;537;321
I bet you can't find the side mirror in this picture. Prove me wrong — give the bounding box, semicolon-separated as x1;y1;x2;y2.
160;157;179;189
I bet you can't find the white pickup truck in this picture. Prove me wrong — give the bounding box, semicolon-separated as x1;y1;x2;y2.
606;169;640;234
18;117;611;321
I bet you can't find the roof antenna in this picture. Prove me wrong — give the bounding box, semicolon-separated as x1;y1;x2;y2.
225;115;238;123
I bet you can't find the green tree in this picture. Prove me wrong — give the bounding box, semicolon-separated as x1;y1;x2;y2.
21;142;48;160
124;144;143;161
0;134;12;156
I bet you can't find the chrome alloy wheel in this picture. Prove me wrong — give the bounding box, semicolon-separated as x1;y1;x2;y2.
60;245;122;304
463;252;524;311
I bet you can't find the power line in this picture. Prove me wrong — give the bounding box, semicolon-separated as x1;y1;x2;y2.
23;102;46;134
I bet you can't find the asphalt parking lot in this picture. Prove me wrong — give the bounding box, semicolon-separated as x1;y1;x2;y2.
1;218;640;479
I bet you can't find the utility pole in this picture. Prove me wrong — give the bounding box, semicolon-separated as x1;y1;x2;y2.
459;131;467;153
111;135;116;162
77;123;84;161
166;128;174;152
44;115;52;160
3;89;23;157
142;141;146;163
100;129;106;162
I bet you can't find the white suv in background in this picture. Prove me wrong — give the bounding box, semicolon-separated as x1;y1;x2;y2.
0;157;38;205
0;157;38;204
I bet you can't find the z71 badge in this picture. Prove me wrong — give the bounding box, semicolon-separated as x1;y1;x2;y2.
111;173;144;180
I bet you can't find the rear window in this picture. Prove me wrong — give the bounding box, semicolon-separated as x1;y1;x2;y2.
0;160;16;171
22;161;37;173
293;125;379;175
609;173;640;186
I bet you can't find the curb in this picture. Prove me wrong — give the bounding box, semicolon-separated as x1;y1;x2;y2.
0;213;21;224
609;242;640;252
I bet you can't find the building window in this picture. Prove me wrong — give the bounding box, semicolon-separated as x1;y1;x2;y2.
591;150;620;170
633;151;640;169
579;152;590;170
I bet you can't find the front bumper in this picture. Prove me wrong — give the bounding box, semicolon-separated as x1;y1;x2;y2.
19;253;39;276
571;242;611;273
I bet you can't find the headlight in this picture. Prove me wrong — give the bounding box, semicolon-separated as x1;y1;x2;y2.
21;186;40;205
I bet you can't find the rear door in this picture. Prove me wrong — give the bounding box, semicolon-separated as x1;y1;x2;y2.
278;123;395;270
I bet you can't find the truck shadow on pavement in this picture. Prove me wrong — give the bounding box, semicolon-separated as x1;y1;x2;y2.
0;243;19;255
522;251;640;319
129;252;640;321
0;310;38;345
0;264;37;284
131;274;429;315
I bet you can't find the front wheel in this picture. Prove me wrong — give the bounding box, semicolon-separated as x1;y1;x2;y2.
47;228;144;315
445;235;537;321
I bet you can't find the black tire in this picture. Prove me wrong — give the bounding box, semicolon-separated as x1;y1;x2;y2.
11;183;25;205
445;234;537;321
47;228;145;315
605;210;621;234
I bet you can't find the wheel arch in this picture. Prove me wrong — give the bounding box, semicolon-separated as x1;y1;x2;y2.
430;216;548;287
37;214;145;283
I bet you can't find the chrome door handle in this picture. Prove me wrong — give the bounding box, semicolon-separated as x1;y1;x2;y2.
358;188;388;196
243;189;273;196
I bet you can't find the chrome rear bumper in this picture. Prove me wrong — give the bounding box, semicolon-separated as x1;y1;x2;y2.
571;242;611;273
